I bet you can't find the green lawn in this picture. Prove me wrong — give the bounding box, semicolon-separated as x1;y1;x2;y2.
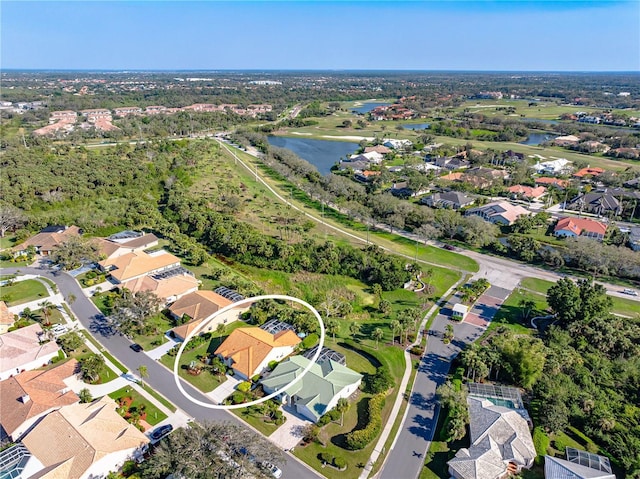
231;408;279;437
130;313;173;351
489;288;548;334
519;278;554;295
0;279;50;306
108;386;168;427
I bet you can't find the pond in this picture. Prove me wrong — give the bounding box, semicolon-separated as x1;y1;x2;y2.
519;132;553;146
401;123;431;130
351;101;392;114
267;136;359;175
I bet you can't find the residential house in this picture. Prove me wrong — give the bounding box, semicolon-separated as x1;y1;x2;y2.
531;158;572;176
50;110;77;122
0;324;61;381
97;232;159;263
554;134;580;147
544;448;616;479
439;172;464;182
145;105;167;115
573;167;605;179
338;160;371;173
508;185;547;201
0;301;14;334
113;107;142;116
389;181;429;198
354;170;381;183
13;225;82;257
21;396;149;479
567;192;622;216
0;360;79;440
535;177;569;189
421;192;474;210
383;139;413;150
121;270;199;305
98;250;181;284
465;201;530;226
349;151;384;164
80;109;112;123
629;227;640;251
447;397;536;479
261;356;362;423
364;145;391;155
464;167;509;189
215;327;301;380
169;290;249;341
433;157;470;170
554;217;608;241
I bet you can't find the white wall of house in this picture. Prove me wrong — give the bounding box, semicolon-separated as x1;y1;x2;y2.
0;350;60;381
82;447;145;479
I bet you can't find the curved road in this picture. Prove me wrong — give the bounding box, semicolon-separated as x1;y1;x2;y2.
2;266;321;479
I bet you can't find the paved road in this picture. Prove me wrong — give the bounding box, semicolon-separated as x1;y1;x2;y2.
2;266;321;479
378;287;510;479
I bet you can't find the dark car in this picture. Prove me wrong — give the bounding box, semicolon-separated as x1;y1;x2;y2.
150;424;173;441
130;343;143;352
442;244;456;251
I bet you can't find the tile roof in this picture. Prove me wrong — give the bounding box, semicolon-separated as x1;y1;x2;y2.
0;360;79;438
440;172;464;181
554;217;607;237
13;226;81;253
466;201;530;225
170;290;232;321
215;328;300;378
99;250;180;282
261;356;362;421
0;324;61;376
508;185;547;199
364;145;391;154
121;273;198;302
0;301;14;326
573;167;605;178
22;396;149;479
535;177;569;188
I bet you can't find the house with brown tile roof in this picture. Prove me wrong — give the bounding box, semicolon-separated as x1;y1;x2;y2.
554;217;608;241
535;177;569;189
0;359;79;440
573;167;605;178
215;327;301;379
96;232;160;262
0;301;15;335
465;201;531;226
98;250;181;284
169;290;249;341
121;272;199;305
21;396;149;479
0;324;61;381
13;225;82;256
364;145;391;155
508;185;547;200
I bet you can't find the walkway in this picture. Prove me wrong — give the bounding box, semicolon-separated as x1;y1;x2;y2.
271;408;312;451
145;334;179;360
206;375;242;404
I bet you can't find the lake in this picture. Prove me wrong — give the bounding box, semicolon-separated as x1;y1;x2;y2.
351;101;391;114
519;132;553;146
402;123;431;130
267;136;359;175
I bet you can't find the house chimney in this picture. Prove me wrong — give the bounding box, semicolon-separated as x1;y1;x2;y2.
20;394;30;403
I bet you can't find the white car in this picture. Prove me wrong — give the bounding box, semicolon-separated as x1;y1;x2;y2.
262;462;282;479
622;288;638;296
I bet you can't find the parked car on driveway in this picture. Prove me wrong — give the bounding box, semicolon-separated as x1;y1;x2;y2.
150;424;173;441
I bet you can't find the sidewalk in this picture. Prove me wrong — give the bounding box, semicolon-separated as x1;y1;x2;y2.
145;334;179;360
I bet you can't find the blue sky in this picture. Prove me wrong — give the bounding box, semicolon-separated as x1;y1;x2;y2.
2;1;639;71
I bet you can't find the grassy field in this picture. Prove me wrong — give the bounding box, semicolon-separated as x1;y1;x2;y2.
109;386;168;427
489;288;548;334
0;279;50;306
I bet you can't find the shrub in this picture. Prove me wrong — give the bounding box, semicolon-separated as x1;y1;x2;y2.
345;394;385;450
533;427;550;464
268;360;278;370
328;409;340;421
251;374;261;382
410;345;424;356
231;392;245;404
317;414;331;427
366;367;393;394
320;452;334;465
334;457;346;469
237;382;252;393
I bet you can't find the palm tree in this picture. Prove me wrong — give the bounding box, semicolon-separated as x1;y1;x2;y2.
390;320;401;345
39;300;55;326
66;294;76;305
137;365;149;388
372;328;384;349
349;322;361;338
444;324;454;344
325;317;340;341
518;298;536;320
336;398;350;427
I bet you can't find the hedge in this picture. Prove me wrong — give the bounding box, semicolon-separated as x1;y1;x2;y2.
345;393;386;450
533;427;550;465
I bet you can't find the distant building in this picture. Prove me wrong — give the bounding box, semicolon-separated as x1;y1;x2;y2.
573;167;605;179
421;192;474;210
508;185;547;201
465;201;530;226
531;158;572;176
535;177;569;189
13;225;82;257
567;192;622;216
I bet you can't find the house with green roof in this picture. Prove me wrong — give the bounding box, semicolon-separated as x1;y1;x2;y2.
260;356;362;423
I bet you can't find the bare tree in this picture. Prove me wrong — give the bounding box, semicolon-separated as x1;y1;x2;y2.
0;204;26;238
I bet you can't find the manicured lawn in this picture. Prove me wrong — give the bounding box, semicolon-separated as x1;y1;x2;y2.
610;296;640;317
131;313;173;351
519;277;554;295
159;321;247;393
0;279;50;306
489;288;548;334
109;386;168;426
32;307;65;325
0;258;30;268
73;351;120;384
231;408;279;437
91;293;112;316
0;235;18;250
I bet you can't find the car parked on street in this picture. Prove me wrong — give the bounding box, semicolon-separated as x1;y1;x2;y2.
130;343;143;352
622;288;638;296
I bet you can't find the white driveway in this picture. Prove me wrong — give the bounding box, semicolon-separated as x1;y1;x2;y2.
270;408;313;451
206;375;242;403
145;334;179;360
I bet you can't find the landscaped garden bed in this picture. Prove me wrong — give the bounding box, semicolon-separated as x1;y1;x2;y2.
108;386;167;428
